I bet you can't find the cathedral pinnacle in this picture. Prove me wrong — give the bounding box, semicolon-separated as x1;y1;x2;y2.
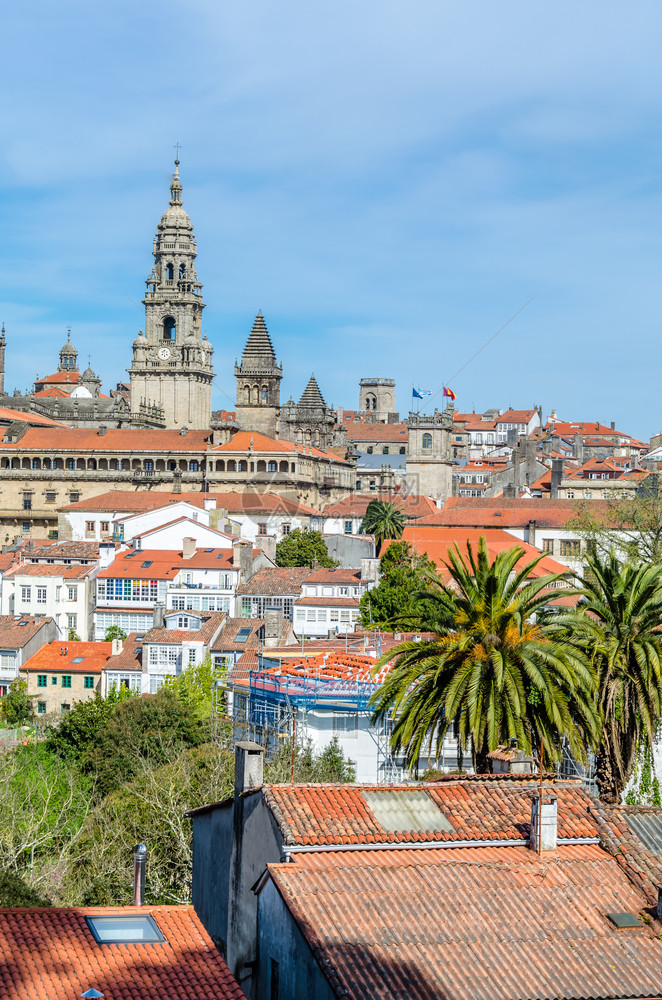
169;157;183;207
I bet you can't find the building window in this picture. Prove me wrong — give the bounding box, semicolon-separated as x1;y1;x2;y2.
62;675;72;688
541;539;554;553
100;521;109;532
282;523;291;535
560;540;581;556
61;703;71;713
258;522;267;536
67;614;77;630
267;461;277;473
366;446;373;454
422;433;432;450
67;586;78;601
36;588;46;604
144;459;153;472
85;521;95;532
344;520;353;534
333;712;358;737
84;676;95;689
37;674;47;688
23;495;32;511
188;648;196;665
66;459;76;470
51;676;57;685
37;701;46;714
566;491;574;499
20;586;31;603
163;316;175;339
22;522;30;533
45;492;57;503
382;446;389;455
69;492;80;502
355;480;362;490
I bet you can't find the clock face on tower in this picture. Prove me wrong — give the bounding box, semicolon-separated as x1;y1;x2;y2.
158;347;171;361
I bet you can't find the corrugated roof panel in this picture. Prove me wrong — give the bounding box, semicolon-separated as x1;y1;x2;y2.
362;790;453;834
626;812;662;855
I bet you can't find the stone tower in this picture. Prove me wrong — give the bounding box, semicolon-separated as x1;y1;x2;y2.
0;324;5;396
405;408;453;501
234;313;282;438
359;377;396;421
128;160;214;429
279;374;340;449
58;330;79;372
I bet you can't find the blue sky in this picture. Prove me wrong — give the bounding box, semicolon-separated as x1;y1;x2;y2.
2;1;662;438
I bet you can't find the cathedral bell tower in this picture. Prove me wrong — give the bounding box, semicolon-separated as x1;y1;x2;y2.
129;160;214;429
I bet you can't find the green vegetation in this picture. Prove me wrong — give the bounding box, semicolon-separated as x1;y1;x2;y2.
104;626;127;642
359;540;438;628
275;528;336;568
360;499;407;553
1;679;33;726
0;666;357;907
567;485;662;564
370;539;598;771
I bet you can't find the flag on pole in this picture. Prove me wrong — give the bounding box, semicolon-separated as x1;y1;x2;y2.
412;387;432;399
443;386;457;401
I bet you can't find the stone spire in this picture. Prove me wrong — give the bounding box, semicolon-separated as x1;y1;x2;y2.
298;373;326;408
239;313;278;368
0;323;5;396
234;312;282;438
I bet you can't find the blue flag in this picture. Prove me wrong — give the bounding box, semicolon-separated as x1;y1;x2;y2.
412;387;432;399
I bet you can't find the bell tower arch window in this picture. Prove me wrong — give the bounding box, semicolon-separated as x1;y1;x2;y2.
165;263;174;281
179;264;186;279
163;317;176;341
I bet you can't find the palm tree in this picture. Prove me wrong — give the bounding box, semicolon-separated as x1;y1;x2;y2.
360;500;407;553
548;553;662;804
370;538;598;772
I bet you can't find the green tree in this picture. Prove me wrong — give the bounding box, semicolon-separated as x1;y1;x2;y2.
549;552;662;803
275;529;336;568
1;679;33;727
104;626;127;642
162;655;214;723
359;540;439;627
567;485;662;565
0;869;51;907
45;690;131;765
360;499;407;553
265;736;356;783
370;539;598;771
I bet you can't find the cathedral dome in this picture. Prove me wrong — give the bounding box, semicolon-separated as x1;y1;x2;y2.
82;364;97;380
60;338;76;356
159;203;192;228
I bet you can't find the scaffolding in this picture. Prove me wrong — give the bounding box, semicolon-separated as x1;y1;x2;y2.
225;660;402;781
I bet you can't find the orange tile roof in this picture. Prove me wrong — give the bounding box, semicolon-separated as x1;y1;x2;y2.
421;497;614;529
0;428;212;452
212;430;347;463
0;407;66;427
383;526;573;581
212;617;265;652
323;493;438;519
22;641;113;673
0;615;54;648
236;566;315;595
35;370;81;384
103;632;144;671
295;596;360;607
98;549;183;580
143;611;224;646
304;568;362;584
252;778;598;845
265;843;662;1000
57;489;321;516
33;386;70;398
344;422;408;443
496;408;538;423
0;904;246;1000
5;562;95;579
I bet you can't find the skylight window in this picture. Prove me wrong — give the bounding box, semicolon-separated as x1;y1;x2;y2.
141;561;152;568
235;627;252;643
71;656;85;663
86;914;165;944
204;547;214;553
362;790;453;834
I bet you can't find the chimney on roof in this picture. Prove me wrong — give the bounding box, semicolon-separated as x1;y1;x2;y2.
610;421;615;431
180;426;189;436
550;457;563;499
98;542;115;569
233;539;254;584
203;498;217;511
530;795;557;853
111;637;123;656
527;520;536;546
234;741;264;798
132;843;147;906
182;536;196;560
152;602;165;630
263;607;283;649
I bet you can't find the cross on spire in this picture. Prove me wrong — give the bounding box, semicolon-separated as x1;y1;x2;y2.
174;141;181;163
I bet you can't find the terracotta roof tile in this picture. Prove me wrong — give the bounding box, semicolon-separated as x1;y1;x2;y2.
211;617;265;652
98;549;183;580
5;563;95;579
0;428;212;452
323;493;438;519
236;566;315;596
344;423;408;443
266;844;662;1000
259;778;597;846
295;596;360;607
0;904;245;999
104;633;144;671
0;615;54;648
0;406;66;426
142;612;224;646
58;490;320;517
22;641;113;673
421;497;615;529
27;540;101;560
